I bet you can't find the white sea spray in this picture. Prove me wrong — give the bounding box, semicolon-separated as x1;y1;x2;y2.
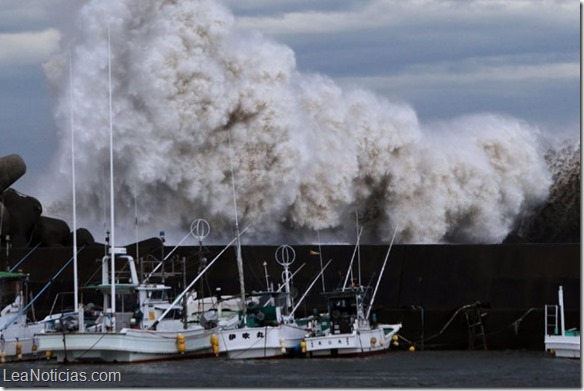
42;0;553;245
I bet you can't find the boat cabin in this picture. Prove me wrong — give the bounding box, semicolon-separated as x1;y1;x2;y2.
0;271;29;330
323;287;370;335
243;292;287;327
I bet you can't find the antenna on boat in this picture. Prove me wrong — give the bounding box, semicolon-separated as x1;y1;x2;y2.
356;211;361;287
275;245;296;313
227;130;246;321
365;225;398;321
69;49;81;329
558;286;565;336
107;20;116;326
262;262;306;302
101;168;108;255
192;218;210;310
342;226;364;290
134;190;139;264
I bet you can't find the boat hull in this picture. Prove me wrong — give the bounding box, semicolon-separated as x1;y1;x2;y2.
218;324;307;359
545;335;581;359
0;323;44;362
304;324;401;357
35;327;218;363
0;336;42;362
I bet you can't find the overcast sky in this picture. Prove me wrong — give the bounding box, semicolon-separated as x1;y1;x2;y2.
0;0;579;197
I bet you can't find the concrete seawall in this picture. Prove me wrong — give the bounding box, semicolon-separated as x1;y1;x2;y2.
4;242;579;350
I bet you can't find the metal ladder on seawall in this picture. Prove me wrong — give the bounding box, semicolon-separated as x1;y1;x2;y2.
544;305;558;335
464;305;487;350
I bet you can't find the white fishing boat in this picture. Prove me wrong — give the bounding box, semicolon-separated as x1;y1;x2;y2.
302;288;401;357
544;286;580;358
215;294;307;359
36;238;242;363
0;271;44;362
215;245;329;359
302;226;402;357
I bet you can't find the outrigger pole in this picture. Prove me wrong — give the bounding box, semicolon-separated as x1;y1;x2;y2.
342;226;364;290
365;226;398;320
290;259;333;318
8;243;40;273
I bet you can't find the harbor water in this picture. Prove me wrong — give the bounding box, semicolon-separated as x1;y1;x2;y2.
1;350;580;388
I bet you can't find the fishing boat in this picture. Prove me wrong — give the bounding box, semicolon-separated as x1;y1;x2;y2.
0;270;44;361
214;245;330;359
35;236;243;363
302;227;402;357
544;286;580;358
302;287;401;357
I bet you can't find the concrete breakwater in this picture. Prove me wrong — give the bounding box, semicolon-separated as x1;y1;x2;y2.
3;241;579;351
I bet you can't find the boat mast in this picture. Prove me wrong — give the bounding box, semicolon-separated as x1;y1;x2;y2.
559;285;565;336
228;130;246;320
356;212;361;287
69;50;80;327
107;21;116;325
275;245;296;314
134;191;139;265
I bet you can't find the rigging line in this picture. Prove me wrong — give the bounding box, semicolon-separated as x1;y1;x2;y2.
421;302;481;343
317;230;325;292
8;243;41;272
77;331;110;359
25;224;38;247
342;226;364;290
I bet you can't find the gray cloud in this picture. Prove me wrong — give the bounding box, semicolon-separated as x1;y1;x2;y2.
222;0;578;130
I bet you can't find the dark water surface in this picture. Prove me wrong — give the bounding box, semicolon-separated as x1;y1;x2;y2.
1;350;580;388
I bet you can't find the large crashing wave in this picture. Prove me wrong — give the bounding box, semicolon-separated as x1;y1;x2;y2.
42;0;552;245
